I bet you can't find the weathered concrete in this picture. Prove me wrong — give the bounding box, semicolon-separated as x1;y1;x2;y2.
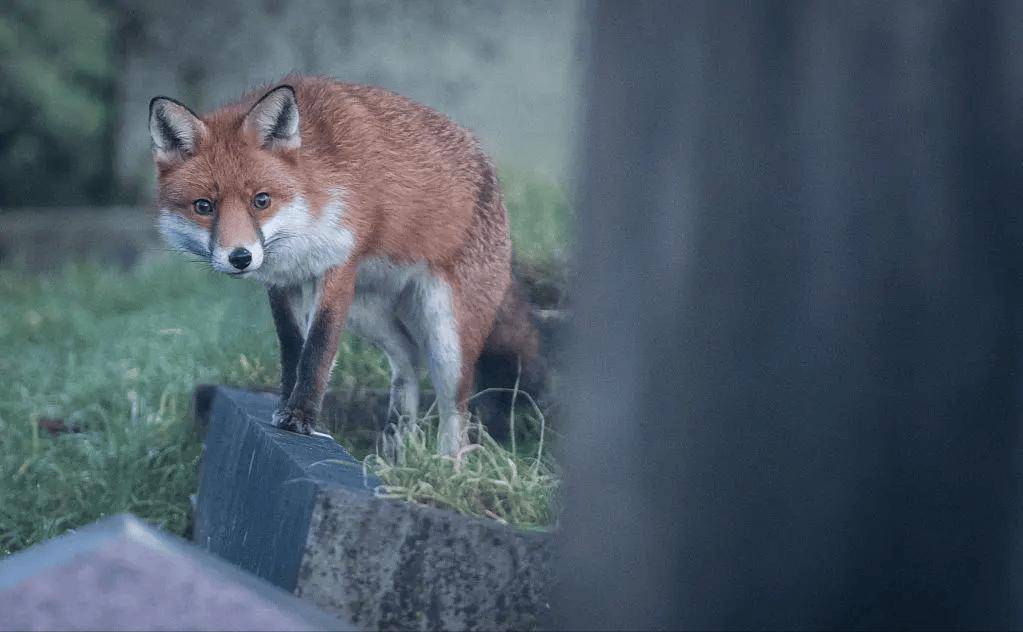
0;514;347;631
298;486;552;631
196;386;553;631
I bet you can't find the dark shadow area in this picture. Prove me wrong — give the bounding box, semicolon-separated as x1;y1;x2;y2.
558;2;1023;629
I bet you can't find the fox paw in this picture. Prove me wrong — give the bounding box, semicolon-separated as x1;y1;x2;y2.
271;407;317;434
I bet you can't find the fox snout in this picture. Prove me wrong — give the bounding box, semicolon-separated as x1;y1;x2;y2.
212;241;264;275
156;209;267;276
228;248;252;269
207;199;266;275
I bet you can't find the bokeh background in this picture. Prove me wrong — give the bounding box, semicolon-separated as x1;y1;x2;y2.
2;0;584;206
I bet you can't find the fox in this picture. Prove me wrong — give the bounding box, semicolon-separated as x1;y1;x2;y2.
149;75;538;456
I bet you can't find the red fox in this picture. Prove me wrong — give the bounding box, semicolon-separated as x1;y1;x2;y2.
149;76;537;455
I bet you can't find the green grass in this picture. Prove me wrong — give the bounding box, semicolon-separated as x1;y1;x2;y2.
0;171;566;556
0;258;389;556
501;167;573;264
367;388;559;530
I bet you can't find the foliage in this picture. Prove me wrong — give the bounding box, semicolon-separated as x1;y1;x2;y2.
0;0;116;205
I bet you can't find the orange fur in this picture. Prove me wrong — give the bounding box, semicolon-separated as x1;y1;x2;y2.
152;76;513;452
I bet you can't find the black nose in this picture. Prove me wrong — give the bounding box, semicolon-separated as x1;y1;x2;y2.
228;247;252;270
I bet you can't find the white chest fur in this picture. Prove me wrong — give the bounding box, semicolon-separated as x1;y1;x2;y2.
254;193;356;287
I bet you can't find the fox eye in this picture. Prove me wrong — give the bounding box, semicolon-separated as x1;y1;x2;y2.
253;192;271;210
193;199;214;216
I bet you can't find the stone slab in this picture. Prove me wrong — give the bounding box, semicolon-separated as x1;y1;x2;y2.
298;485;552;631
195;386;553;630
194;387;374;592
0;514;348;631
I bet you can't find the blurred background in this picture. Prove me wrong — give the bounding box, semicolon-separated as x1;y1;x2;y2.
2;0;583;206
0;0;579;265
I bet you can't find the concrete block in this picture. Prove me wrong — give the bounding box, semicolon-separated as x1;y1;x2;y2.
0;514;347;631
298;486;552;631
195;386;553;630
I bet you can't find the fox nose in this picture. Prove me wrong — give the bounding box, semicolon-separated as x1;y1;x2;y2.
228;247;252;270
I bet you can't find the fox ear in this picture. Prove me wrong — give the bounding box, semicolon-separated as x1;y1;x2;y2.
243;85;300;151
149;97;205;164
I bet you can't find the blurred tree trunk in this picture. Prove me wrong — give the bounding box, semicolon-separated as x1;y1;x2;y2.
558;2;1023;629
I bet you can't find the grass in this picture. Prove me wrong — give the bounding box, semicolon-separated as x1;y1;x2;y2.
0;170;567;556
367;388;559;531
0;259;388;556
501;167;573;265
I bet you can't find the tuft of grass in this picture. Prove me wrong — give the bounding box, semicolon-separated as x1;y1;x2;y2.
365;388;560;530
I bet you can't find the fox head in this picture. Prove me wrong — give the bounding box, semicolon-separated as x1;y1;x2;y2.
149;85;310;280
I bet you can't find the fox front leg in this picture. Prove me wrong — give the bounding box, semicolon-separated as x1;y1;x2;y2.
272;264;357;434
267;286;305;406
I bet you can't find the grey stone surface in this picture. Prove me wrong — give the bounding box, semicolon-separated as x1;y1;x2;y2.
194;387;373;591
196;386;553;631
0;514;348;631
298;486;552;631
